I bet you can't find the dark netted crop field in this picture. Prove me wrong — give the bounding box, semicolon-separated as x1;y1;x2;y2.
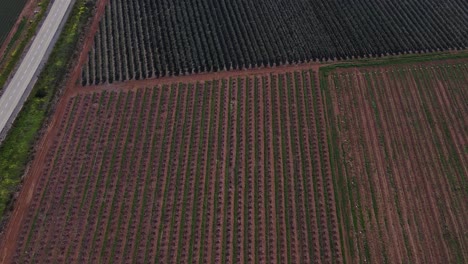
0;0;28;46
81;0;468;85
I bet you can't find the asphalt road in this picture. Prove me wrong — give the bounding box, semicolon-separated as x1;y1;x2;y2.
0;0;73;140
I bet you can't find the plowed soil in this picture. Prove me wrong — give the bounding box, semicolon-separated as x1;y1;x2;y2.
323;60;468;263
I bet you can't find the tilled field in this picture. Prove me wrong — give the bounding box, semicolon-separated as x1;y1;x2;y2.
323;61;468;263
3;70;341;263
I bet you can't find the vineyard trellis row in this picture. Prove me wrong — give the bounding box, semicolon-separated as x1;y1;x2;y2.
10;70;342;263
80;0;468;86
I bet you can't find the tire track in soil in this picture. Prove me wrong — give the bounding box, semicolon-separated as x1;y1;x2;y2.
333;73;365;263
406;68;468;261
392;69;449;262
382;68;438;259
405;67;458;261
326;74;353;263
430;69;468;234
433;77;467;175
355;70;413;263
368;70;415;263
371;70;420;263
350;70;405;263
329;63;468;263
391;68;456;262
424;69;468;260
372;70;425;262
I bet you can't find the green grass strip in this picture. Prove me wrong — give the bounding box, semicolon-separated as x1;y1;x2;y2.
0;0;52;92
0;0;92;222
320;51;468;75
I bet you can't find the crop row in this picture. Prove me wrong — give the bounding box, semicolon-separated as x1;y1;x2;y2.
13;70;342;263
322;61;468;263
81;0;468;85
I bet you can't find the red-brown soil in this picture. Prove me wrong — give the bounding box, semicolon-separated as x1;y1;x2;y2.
0;68;342;263
0;1;466;261
324;60;468;263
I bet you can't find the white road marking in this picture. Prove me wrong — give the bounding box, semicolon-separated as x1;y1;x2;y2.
0;0;73;137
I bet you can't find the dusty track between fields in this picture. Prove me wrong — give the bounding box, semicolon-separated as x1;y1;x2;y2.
0;0;109;263
0;0;464;263
68;62;322;96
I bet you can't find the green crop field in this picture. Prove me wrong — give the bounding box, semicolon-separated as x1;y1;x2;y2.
321;59;468;263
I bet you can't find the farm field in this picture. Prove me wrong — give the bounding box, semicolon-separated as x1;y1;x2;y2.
80;0;468;85
322;60;468;263
1;69;342;263
0;0;28;46
0;0;467;262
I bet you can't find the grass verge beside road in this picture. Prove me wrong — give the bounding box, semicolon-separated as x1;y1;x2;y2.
0;0;51;94
320;51;468;76
0;0;94;222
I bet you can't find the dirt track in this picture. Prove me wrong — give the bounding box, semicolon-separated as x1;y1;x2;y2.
0;0;109;263
0;0;466;261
